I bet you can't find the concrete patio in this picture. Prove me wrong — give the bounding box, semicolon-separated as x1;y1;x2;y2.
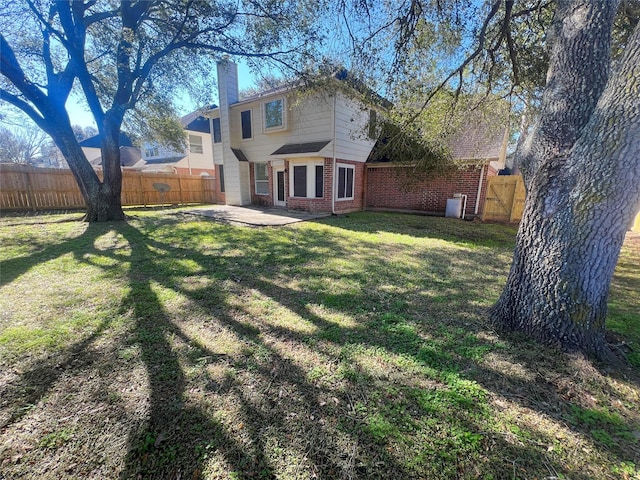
184;205;330;226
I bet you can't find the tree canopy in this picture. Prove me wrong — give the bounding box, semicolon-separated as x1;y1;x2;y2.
1;0;322;220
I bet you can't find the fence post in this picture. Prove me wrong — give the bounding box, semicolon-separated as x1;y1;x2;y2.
508;178;519;223
138;173;146;206
24;169;37;212
178;175;184;204
481;176;490;222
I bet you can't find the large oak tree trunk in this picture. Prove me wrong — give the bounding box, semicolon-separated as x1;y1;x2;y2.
52;120;126;222
83;117;126;222
491;1;640;360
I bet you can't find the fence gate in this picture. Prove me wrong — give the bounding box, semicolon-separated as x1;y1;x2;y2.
482;175;526;223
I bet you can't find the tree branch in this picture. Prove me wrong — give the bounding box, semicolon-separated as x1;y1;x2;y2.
0;88;51;134
1;35;53;116
404;0;503;125
25;0;68;48
55;1;105;126
503;0;520;86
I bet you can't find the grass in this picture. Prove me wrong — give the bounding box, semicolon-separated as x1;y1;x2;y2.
0;208;638;479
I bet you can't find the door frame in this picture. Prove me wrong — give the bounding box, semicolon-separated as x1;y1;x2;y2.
273;166;286;207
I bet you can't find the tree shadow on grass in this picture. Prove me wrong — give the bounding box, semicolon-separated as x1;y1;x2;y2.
112;221;413;479
111;223;279;479
0;315;114;430
0;220;106;288
0;223;116;430
109;216;628;479
222;215;639;473
2;212;638;478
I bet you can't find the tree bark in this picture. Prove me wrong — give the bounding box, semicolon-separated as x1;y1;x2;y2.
47;119;124;222
491;1;640;361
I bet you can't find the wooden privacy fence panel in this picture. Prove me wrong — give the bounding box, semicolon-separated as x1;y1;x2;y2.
120;171;209;206
0;164;217;211
482;175;526;223
0;165;85;211
202;177;218;204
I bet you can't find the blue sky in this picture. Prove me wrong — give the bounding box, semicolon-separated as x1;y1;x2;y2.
65;61;256;128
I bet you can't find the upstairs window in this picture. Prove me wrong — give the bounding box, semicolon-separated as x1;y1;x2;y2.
241;110;252;139
189;135;203;154
145;145;159;158
263;98;285;131
212;118;221;143
255;163;269;195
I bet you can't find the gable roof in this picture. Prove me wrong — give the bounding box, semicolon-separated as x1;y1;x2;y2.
367;123;506;164
79;132;135;148
88;145;142;167
213;67;390;111
449;123;506;160
181;106;216;133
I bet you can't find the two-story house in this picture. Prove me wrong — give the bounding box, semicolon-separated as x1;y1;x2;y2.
140;110;216;175
206;61;506;217
205;60;380;213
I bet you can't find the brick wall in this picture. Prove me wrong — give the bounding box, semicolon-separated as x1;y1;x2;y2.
365;163;492;216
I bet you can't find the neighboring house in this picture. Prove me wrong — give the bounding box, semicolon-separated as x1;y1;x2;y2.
205;60;506;217
139;109;216;175
79;132;142;169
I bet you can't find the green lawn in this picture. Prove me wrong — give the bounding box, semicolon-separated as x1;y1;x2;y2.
0;209;638;479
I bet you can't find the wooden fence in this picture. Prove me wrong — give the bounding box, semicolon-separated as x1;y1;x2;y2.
482;175;526;223
482;174;640;231
0;164;218;211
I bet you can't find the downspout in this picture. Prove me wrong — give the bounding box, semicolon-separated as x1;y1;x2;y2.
331;93;337;215
474;164;485;216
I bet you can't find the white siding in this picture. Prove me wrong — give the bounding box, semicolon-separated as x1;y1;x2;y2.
213;143;224;165
229;93;334;162
141;142;182;160
227;91;375;164
333;92;376;163
173;132;214;171
81;146;101;162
